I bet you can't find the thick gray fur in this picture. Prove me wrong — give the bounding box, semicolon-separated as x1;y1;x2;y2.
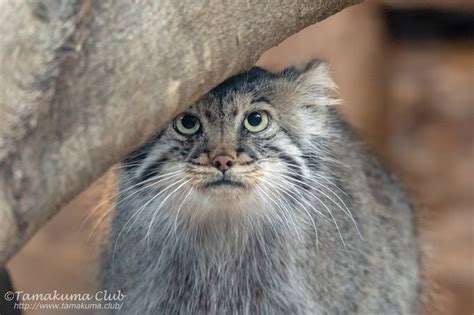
102;61;420;314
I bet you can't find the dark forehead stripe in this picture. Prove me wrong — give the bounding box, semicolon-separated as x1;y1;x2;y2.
199;67;277;121
251;96;270;104
209;67;276;101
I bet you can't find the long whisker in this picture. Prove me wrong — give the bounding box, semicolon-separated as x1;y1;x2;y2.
311;172;350;198
259;175;328;220
258;176;320;249
300;154;351;169
268;173;347;248
111;178;187;273
80;167;184;234
309;178;364;241
145;179;192;252
277;172;362;239
255;180;306;245
173;186;194;236
113;159;175;169
86;170;184;240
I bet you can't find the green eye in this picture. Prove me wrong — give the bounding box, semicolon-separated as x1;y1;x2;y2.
244;111;269;133
174;114;201;135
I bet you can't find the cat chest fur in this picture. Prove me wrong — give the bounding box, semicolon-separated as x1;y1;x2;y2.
151;232;311;313
107;208;317;314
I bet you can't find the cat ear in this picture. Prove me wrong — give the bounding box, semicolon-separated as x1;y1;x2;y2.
295;60;337;91
281;59;339;106
248;66;272;77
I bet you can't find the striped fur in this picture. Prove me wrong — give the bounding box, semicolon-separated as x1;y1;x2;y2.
102;61;420;314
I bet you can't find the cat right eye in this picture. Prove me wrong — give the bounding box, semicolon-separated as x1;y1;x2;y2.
174;113;201;135
244;111;270;133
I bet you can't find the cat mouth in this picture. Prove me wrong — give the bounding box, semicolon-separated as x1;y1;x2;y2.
205;178;245;188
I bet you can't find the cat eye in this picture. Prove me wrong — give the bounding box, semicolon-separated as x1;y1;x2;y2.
174;113;201;135
244;111;269;133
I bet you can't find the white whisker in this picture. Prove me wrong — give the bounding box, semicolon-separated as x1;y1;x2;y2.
145;179;192;252
86;170;184;240
111;178;187;273
258;176;320;249
272;173;347;248
173;187;194;236
80;167;183;232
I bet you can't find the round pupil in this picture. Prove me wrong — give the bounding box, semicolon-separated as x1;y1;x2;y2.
181;115;197;129
247;112;262;126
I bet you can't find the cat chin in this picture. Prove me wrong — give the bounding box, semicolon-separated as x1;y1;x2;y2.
190;185;260;212
200;185;248;202
204;179;245;189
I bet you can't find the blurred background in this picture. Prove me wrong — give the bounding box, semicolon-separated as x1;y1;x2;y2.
6;1;473;314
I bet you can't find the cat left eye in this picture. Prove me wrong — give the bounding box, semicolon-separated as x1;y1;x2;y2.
174;113;201;135
244;111;270;133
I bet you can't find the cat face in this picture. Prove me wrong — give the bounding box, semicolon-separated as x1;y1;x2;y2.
121;61;339;217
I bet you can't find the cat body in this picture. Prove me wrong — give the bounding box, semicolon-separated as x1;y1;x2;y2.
102;61;420;314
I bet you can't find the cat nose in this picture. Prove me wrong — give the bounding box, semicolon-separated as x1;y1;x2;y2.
212;155;235;172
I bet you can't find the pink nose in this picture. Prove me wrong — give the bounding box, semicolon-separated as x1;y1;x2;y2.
212;155;235;172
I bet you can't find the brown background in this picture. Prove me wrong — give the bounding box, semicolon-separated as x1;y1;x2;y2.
7;1;473;314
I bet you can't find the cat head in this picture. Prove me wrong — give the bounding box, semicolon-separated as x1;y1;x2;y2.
121;60;341;219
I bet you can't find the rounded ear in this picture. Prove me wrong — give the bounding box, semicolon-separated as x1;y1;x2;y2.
295;59;336;89
280;59;339;106
290;59;327;74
